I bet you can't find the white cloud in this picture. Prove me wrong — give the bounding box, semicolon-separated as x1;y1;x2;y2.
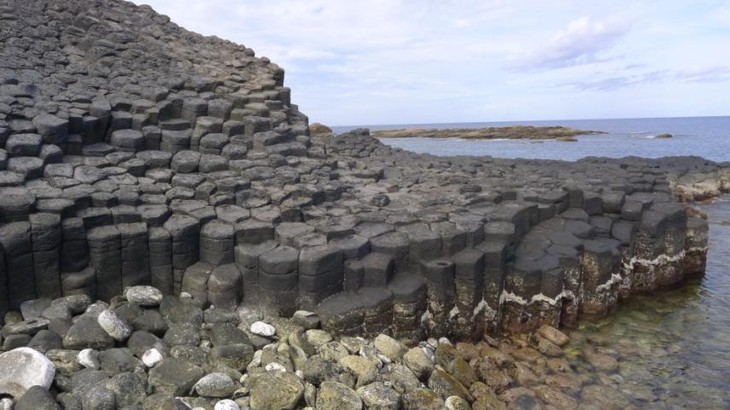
132;0;730;125
509;16;631;70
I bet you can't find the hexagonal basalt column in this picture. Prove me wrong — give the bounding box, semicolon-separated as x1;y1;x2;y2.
298;245;344;310
149;227;173;295
234;241;278;307
430;222;467;257
258;244;299;316
111;129;144;153
475;239;510;332
29;213;62;298
200;220;235;266
370;231;409;273
648;202;688;286
501;257;553;335
359;252;394;288
181;262;213;306
684;216;709;275
359;287;395;337
397;223;440;276
87;225;122;301
118;222;150;288
452;248;485;339
579;239;621;317
207;264;242;309
60;218;89;274
163;214;200;293
629;203;687;292
0;243;6;316
388;273;427;342
422;259;455;336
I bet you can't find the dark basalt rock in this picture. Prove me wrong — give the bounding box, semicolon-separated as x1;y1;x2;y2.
0;6;726;410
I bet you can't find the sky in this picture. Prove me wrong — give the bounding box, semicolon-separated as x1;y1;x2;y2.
131;0;730;126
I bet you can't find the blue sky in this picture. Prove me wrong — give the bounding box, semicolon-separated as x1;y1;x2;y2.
132;0;730;126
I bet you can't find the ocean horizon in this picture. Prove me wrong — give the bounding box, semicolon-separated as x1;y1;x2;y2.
331;116;730;162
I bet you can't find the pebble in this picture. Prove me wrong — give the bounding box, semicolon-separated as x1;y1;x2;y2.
125;286;164;306
97;309;132;341
77;348;100;369
445;395;471;410
214;400;240;410
265;362;288;372
194;373;237;398
142;348;163;367
403;346;434;380
374;334;406;361
250;321;276;337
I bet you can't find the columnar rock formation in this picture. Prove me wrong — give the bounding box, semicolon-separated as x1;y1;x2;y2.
0;0;728;349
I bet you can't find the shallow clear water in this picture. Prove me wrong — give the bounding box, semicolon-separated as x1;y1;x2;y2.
333;116;730;162
567;197;730;408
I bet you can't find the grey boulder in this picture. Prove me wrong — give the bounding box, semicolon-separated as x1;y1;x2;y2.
0;347;55;398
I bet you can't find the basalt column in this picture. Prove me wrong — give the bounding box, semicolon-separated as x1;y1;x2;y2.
258;245;299;316
298;245;344;311
422;259;456;336
163;214;200;294
119;222;151;288
0;222;35;309
148;227;173;295
684;216;709;274
579;239;621;317
452;248;486;339
29;213;62;298
87;225;122;302
0;244;7;317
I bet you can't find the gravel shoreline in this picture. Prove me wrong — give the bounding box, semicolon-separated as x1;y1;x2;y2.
0;285;636;410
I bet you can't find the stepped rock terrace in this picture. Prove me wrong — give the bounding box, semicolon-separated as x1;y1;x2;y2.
1;0;729;343
3;0;730;408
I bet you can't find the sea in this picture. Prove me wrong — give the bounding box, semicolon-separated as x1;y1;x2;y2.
334;116;730;407
332;116;730;162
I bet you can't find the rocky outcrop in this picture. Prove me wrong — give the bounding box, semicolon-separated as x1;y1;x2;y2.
0;0;726;356
371;125;604;140
310;131;726;338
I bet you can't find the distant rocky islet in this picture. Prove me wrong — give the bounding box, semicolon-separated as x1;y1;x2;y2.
370;125;605;141
0;0;729;409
